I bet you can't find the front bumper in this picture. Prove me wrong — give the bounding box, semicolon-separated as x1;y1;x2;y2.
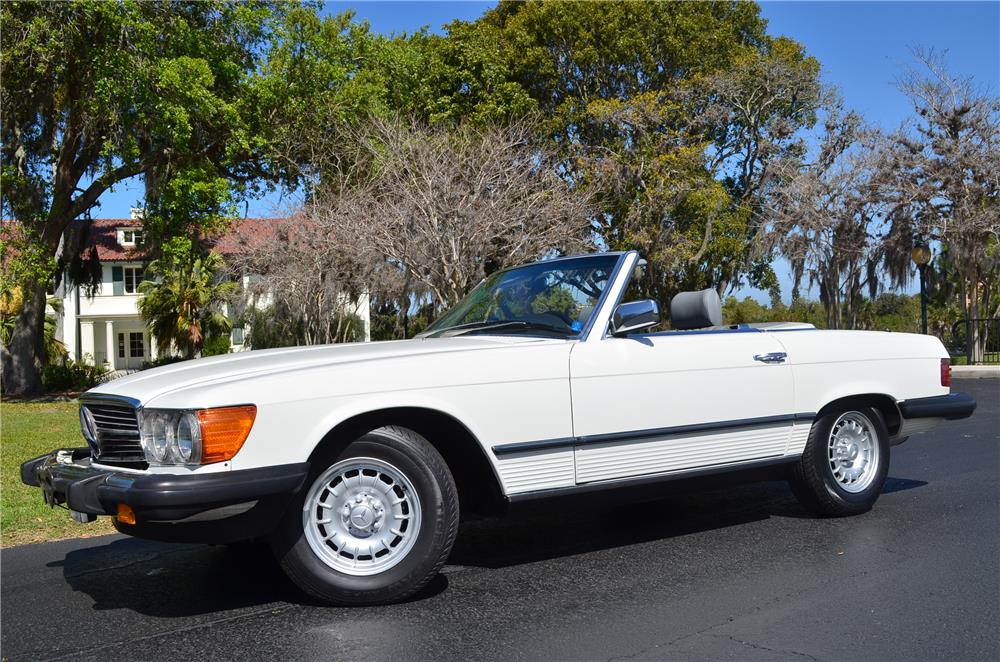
21;449;309;543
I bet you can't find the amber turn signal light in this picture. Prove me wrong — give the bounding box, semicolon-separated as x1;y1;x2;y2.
116;503;137;525
196;405;257;464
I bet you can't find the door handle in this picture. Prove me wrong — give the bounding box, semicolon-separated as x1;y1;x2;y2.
754;352;787;364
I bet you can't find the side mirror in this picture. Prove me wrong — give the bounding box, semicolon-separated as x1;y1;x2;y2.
610;300;660;336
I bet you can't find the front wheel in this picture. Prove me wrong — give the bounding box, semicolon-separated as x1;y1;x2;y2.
790;406;889;517
272;426;459;605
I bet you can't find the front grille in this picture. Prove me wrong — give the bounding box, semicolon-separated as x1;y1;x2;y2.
87;403;147;468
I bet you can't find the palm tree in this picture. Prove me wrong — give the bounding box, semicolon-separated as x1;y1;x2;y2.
138;238;237;359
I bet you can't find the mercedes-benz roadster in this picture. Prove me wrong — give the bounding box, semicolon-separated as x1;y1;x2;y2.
21;251;976;604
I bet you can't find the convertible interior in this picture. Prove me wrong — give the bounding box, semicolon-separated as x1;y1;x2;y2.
656;288;813;334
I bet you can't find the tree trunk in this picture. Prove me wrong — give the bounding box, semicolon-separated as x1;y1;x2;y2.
967;278;982;364
1;281;48;396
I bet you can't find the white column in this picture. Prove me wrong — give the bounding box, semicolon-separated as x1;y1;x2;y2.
79;321;95;365
149;333;158;360
62;303;77;361
105;321;115;370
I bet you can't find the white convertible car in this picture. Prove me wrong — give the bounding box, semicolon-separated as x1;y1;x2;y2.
23;251;975;605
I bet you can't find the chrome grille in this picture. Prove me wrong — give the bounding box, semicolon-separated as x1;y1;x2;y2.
86;403;147;467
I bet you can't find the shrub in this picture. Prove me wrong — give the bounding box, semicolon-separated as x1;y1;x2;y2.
201;332;232;357
139;355;188;370
41;359;108;392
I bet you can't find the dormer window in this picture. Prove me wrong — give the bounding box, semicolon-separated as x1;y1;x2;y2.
119;229;143;246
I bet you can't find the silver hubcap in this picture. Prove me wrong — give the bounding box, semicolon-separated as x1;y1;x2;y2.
302;457;421;576
827;412;880;493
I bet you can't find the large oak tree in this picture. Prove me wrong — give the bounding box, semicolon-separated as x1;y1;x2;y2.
1;1;280;394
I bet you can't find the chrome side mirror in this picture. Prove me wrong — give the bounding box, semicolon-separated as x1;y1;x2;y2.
610;300;660;336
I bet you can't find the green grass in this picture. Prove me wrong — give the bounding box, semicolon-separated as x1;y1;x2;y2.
1;400;114;546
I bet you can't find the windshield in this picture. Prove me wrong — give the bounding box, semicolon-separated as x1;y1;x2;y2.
420;254;621;338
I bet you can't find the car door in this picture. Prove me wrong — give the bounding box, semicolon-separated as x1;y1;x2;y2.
568;329;797;484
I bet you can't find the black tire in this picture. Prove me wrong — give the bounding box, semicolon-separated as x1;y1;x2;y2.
789;405;889;517
271;426;459;606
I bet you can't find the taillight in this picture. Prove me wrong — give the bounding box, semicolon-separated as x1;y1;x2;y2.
940;358;951;388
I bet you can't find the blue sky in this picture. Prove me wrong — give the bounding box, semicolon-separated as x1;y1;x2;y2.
98;1;999;301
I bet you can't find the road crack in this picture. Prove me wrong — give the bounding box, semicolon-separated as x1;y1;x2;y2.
719;634;821;661
33;604;298;661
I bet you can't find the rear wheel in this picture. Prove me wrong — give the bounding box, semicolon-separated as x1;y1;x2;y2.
272;426;459;605
790;405;889;517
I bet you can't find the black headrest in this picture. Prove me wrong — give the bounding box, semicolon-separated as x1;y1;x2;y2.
670;288;723;330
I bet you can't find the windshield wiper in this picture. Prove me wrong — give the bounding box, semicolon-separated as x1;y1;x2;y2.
427;320;576;338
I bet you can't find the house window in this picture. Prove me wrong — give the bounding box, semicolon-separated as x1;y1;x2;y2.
231;326;245;345
118;333;125;358
129;332;144;358
123;267;144;294
121;229;143;246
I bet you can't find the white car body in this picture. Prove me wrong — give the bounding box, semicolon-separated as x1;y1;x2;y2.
85;251;952;497
23;249;976;605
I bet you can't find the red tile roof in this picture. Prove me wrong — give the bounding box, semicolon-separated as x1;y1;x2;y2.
208;217;290;256
3;216;294;264
87;217;291;261
83;218;144;261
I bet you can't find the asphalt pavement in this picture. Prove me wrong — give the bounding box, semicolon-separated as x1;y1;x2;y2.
2;378;998;661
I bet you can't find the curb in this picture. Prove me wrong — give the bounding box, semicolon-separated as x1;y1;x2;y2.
952;365;1000;379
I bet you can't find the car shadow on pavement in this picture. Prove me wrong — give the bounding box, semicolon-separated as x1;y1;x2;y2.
450;476;928;569
51;476;927;614
51;538;301;616
450;479;797;569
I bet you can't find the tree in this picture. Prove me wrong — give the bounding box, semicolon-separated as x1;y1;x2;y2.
325;118;593;311
1;1;280;394
762;100;886;329
229;216;377;347
882;50;999;361
686;38;822;293
138;238;236;360
427;2;819;304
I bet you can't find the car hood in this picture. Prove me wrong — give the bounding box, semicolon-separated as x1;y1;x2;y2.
88;336;556;405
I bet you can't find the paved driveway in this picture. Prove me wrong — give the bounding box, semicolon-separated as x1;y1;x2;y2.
2;379;997;661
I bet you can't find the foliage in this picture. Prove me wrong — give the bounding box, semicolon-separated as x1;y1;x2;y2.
3;0;992;362
762;100;885;329
253;116;593;335
881;50;999;360
723;292;930;335
230;212;375;346
201;332;233;357
323;118;592;310
450;1;819;302
240;306;365;349
0;0;282;394
1;293;66;365
138;237;236;359
139;355;189;371
40;358;107;392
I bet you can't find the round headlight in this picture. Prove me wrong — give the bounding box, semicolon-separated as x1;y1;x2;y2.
174;413;201;463
79;406;98;450
141;411;171;463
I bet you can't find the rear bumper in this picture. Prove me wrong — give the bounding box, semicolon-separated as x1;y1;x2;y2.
20;449;308;543
898;392;977;421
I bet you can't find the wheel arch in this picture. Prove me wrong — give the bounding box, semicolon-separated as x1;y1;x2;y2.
815;393;902;437
308;406;507;517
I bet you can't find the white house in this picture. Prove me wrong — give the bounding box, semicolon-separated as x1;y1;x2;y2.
53;215;371;371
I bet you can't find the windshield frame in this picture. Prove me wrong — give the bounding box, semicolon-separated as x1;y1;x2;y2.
418;252;629;340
